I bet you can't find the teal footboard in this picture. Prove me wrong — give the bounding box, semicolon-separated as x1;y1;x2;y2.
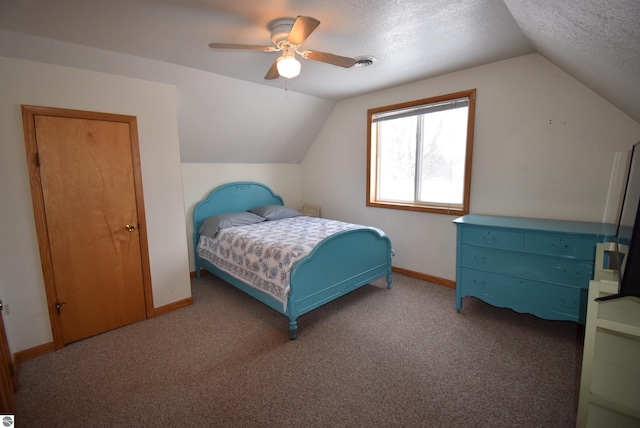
287;228;392;339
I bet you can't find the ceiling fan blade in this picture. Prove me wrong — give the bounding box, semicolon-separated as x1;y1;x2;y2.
208;42;276;52
264;58;280;80
287;16;320;45
301;50;356;68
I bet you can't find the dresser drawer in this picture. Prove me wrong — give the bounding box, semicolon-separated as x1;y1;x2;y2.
461;227;522;250
460;244;593;287
523;233;598;259
459;268;585;318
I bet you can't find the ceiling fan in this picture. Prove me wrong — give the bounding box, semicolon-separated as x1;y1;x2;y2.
208;16;357;80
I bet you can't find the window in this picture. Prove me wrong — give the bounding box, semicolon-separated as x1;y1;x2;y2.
367;89;476;215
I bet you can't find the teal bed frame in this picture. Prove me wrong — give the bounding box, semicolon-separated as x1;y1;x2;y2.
193;182;393;339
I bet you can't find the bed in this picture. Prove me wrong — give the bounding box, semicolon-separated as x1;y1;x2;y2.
193;181;393;339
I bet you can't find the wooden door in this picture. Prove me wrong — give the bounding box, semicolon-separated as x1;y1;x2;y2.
22;106;153;347
0;301;14;414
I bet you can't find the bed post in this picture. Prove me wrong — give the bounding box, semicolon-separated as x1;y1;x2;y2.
289;319;298;340
195;261;202;278
288;296;298;340
386;248;393;288
193;230;202;278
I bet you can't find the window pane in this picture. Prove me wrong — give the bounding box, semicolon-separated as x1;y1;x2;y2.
377;115;417;202
419;107;468;205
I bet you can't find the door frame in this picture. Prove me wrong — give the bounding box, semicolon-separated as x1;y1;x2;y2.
21;105;155;350
0;301;15;413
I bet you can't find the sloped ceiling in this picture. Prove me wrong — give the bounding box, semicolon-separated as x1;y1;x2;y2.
503;0;640;126
0;0;638;163
0;0;536;100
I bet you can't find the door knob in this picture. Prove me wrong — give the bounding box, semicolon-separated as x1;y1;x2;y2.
125;224;136;232
56;301;66;314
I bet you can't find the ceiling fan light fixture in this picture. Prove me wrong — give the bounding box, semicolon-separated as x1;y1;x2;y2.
276;55;301;79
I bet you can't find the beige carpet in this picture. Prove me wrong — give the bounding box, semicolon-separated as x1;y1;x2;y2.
15;273;583;427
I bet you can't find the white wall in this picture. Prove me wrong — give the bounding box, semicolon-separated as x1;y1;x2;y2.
181;163;302;272
0;56;192;354
302;53;640;282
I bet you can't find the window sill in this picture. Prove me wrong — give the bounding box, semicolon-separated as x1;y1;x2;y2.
366;200;467;216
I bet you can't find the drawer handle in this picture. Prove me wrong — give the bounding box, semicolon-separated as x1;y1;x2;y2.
551;243;570;252
473;256;487;264
560;299;577;308
482;233;496;244
562;270;580;279
472;280;487;288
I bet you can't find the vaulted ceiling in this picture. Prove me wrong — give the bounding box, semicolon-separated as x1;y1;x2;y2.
1;0;638;162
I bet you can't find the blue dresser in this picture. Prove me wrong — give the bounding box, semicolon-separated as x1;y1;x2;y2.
453;215;615;324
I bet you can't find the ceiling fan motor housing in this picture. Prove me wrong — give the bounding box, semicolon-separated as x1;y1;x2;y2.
270;18;295;45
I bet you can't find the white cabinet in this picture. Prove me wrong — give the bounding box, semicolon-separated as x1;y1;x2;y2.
577;280;640;427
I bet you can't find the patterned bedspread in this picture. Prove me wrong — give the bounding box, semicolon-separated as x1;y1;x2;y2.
197;216;383;310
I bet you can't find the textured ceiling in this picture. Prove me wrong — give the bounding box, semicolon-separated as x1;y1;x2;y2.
0;0;638;122
503;0;640;124
0;0;533;100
